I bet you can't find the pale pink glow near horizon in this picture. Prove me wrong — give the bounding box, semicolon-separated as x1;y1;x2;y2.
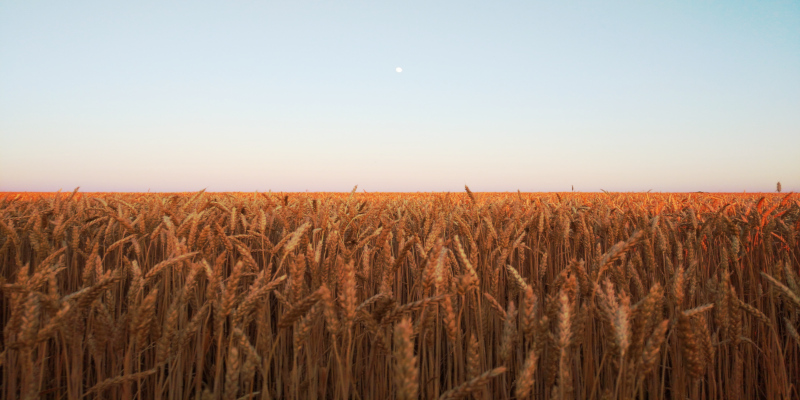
1;145;795;193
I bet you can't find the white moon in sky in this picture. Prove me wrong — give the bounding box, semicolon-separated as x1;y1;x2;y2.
396;67;403;73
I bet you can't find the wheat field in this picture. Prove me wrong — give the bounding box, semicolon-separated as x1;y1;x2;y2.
1;188;798;399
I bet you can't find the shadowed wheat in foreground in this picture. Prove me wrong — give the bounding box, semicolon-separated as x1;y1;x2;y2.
1;188;799;399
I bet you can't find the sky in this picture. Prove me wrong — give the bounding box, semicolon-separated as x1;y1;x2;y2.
1;1;798;193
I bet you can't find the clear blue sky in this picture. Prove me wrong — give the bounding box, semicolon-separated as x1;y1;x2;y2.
1;1;798;192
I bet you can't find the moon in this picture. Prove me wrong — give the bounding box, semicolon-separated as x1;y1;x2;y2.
396;67;403;73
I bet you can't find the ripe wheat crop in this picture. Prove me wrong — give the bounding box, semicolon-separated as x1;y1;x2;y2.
0;188;798;399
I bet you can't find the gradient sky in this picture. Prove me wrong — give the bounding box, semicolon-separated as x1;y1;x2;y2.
1;1;798;192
